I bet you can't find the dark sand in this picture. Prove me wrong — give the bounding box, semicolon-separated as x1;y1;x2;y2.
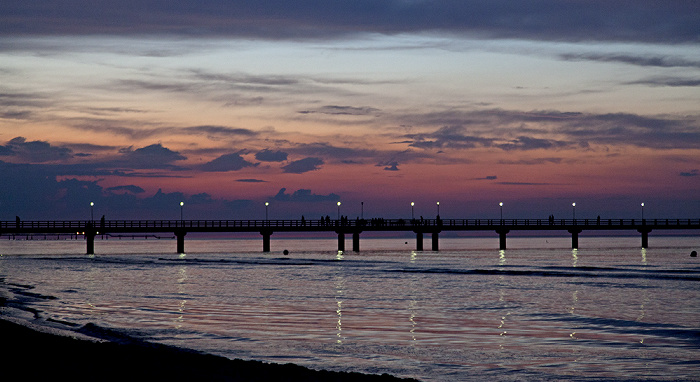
0;318;419;381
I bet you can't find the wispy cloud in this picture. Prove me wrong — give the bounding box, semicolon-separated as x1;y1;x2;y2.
560;53;700;69
624;77;700;88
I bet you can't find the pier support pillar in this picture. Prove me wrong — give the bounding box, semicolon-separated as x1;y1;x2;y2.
569;229;582;249
432;232;439;251
86;227;96;255
416;232;424;251
638;228;651;248
496;229;509;250
352;232;360;252
175;230;186;254
261;231;272;252
338;232;345;252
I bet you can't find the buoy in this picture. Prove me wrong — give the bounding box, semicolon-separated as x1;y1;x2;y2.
283;249;289;256
691;250;697;257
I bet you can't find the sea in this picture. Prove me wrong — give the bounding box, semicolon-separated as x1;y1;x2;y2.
1;235;698;381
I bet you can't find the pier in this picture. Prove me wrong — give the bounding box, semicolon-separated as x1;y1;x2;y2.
1;218;698;254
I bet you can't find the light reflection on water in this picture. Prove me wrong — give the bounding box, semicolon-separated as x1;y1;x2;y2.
1;237;699;381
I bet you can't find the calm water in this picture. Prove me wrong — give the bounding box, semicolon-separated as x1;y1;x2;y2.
1;236;699;381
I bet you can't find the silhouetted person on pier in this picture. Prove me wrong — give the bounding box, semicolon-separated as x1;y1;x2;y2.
16;216;20;228
100;215;105;229
301;215;305;226
597;215;600;225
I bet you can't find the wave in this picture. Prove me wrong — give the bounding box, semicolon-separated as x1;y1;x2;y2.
389;267;700;281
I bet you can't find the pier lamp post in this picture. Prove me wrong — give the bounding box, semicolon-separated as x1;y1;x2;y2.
641;202;645;220
499;202;503;220
572;203;576;221
90;202;94;223
361;202;364;220
337;201;341;220
180;201;184;222
437;201;440;216
265;202;269;221
411;202;415;220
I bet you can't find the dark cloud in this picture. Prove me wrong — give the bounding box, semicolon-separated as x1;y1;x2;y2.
0;110;33;120
236;178;267;183
496;136;571;151
70;119;175;140
200;153;258;172
0;136;73;162
298;105;380;116
106;185;146;194
281;157;324;174
1;1;697;43
116;144;187;170
403;109;700;151
680;169;699;177
408;126;494;150
560;53;700;69
377;160;400;171
183;125;259;137
625;77;700;87
498;158;564;165
272;188;339;203
255;149;288;162
290;143;378;161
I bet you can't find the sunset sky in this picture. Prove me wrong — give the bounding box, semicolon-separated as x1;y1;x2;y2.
1;1;699;221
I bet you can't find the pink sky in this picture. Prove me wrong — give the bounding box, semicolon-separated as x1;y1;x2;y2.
1;3;699;220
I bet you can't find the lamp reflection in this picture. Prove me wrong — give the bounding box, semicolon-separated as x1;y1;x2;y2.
335;251;345;344
408;251;419;343
496;250;509;342
571;248;578;268
174;265;188;330
637;248;650;343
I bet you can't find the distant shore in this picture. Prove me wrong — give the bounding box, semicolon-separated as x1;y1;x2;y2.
0;316;419;382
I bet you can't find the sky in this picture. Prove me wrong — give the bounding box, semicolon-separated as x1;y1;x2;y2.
1;1;699;221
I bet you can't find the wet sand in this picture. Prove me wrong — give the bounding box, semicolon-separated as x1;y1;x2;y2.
0;318;419;381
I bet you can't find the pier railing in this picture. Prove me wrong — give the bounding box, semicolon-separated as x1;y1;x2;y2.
2;218;699;230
